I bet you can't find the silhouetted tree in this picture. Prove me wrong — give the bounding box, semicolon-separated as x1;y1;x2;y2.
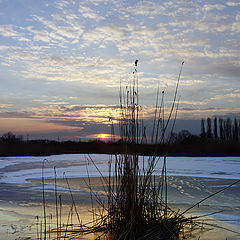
177;130;192;142
213;117;218;139
206;117;212;138
233;118;239;142
1;132;22;143
200;118;206;138
219;118;224;140
225;118;232;140
168;132;178;144
239;120;240;141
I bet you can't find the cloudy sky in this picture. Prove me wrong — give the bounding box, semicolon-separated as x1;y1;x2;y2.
0;0;239;140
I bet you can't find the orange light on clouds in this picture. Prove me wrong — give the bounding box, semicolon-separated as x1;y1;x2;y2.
0;118;83;133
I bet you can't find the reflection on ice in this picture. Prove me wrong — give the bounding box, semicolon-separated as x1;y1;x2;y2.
205;212;240;228
0;154;239;239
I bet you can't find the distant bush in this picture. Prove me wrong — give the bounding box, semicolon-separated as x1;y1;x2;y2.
0;131;23;144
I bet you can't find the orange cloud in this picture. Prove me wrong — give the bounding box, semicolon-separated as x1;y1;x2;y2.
0;118;83;133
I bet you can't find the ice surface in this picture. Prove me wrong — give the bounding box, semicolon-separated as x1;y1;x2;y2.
0;154;239;186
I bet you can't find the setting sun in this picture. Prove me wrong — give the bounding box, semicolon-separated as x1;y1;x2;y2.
83;133;121;140
98;133;109;139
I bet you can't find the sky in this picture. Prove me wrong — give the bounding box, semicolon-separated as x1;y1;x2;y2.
0;0;239;140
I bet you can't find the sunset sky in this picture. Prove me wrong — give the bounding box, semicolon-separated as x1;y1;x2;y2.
0;0;239;140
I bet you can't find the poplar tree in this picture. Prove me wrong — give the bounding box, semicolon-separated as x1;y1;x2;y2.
225;118;232;140
219;118;224;140
200;118;206;138
206;117;212;138
233;118;239;142
213;117;218;139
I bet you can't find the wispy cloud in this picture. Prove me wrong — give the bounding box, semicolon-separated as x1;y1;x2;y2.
0;25;30;41
203;4;226;11
226;2;240;7
79;5;105;21
122;1;165;17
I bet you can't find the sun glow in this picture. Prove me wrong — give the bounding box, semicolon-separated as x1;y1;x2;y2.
83;133;121;140
98;133;109;139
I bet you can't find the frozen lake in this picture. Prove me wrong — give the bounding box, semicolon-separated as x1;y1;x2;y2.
0;154;239;239
0;154;240;185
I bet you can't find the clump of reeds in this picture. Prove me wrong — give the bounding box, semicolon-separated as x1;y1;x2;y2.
95;60;187;239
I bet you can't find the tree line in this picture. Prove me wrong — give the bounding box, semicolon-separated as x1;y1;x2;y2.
0;131;23;143
1;117;240;148
200;117;239;142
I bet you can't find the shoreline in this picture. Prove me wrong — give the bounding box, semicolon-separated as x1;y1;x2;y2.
1;151;240;157
1;139;240;157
